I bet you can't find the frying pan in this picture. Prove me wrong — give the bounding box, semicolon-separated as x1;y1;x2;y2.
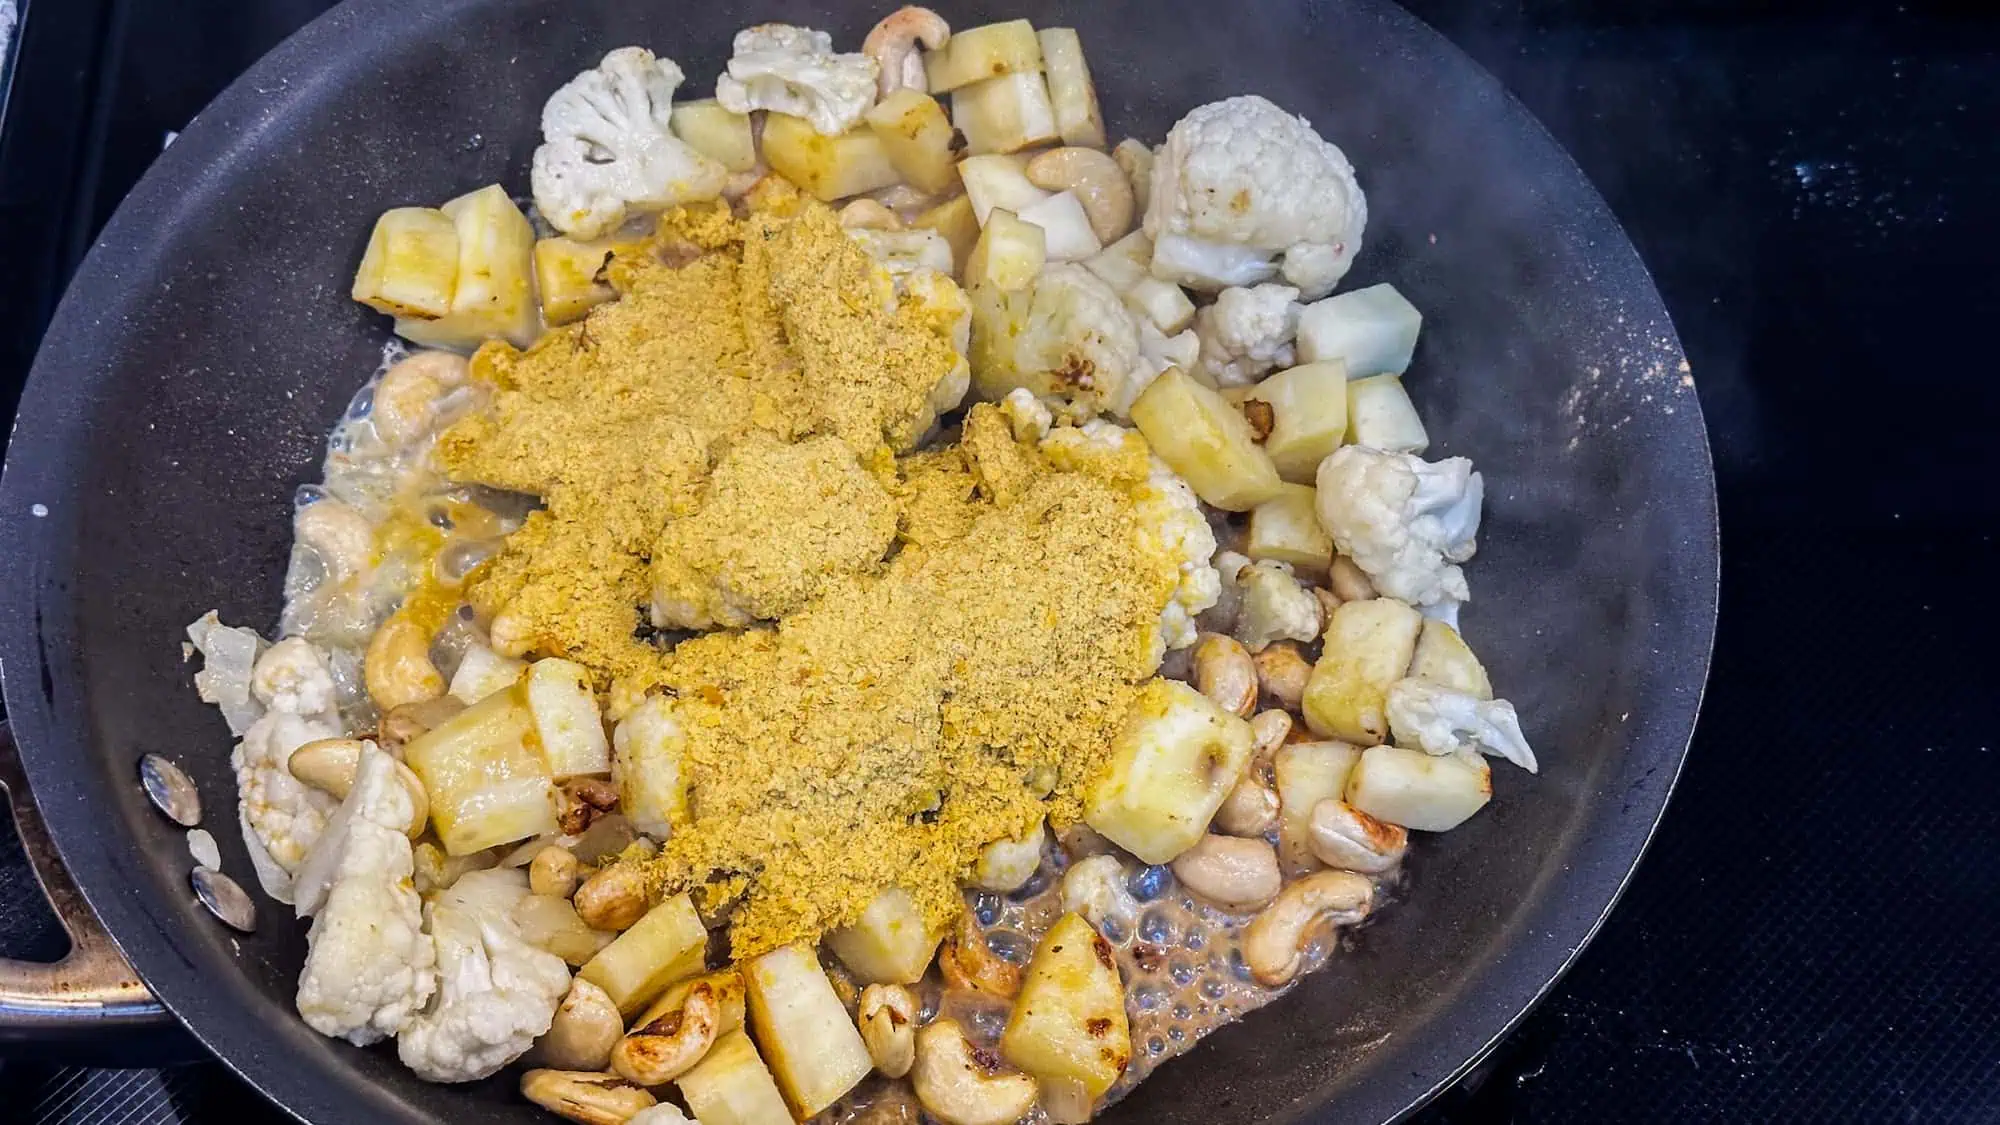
0;0;1717;1120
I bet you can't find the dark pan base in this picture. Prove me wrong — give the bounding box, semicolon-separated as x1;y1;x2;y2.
0;1;1716;1122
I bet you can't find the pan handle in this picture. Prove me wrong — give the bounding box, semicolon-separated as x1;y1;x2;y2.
0;722;178;1050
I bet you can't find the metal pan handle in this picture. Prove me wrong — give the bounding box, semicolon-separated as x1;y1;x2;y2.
0;722;180;1054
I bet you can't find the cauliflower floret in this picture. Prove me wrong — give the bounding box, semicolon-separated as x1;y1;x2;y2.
294;743;435;1046
187;611;266;735
849;228;956;285
1134;456;1221;666
250;636;338;719
233;709;341;891
1386;678;1537;773
1145;96;1368;299
715;24;878;136
1314;446;1482;607
1000;387;1054;441
897;268;973;427
1061;854;1141;943
531;47;728;240
973;263;1152;421
1193;283;1302;387
398;868;572;1083
1233;560;1322;652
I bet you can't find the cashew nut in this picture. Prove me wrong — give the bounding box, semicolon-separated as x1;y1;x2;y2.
1111;139;1155;215
377;695;466;754
971;821;1045;892
364;615;445;711
1250;709;1292;760
1170;835;1282;911
1213;777;1280;837
858;982;918;1078
1306;799;1408;875
488;607;536;659
538;978;623;1071
1312;586;1342;627
573;863;650;932
286;738;428;838
1253;641;1312;712
1059;854;1138;942
1328;556;1377;602
293;498;374;582
530;845;582;899
1025;147;1137;244
937;910;1021;999
1240;869;1374;986
1193;632;1256;717
519;1069;656;1125
372;351;467;446
610;976;721;1086
910;1019;1040;1125
864;6;951;97
839;198;906;231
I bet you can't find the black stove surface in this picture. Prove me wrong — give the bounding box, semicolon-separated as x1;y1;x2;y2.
3;1;1997;1122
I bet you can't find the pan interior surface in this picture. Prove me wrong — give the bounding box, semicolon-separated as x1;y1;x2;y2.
0;1;1716;1122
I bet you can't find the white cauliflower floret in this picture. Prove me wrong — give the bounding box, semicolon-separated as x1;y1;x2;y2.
899;267;973;424
1061;854;1141;943
1386;678;1538;773
974;263;1151;421
849;228;956;285
294;744;435;1046
398;868;572;1083
1000;387;1054;441
715;24;878;136
187;611;266;735
1145;96;1368;299
233;709;341;890
531;47;728;240
1314;446;1482;607
1233;560;1322;652
1134;456;1221;665
250;636;338;718
1193;283;1302;386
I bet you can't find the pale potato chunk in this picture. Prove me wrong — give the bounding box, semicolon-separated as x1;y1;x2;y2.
352;206;458;318
578;893;708;1017
957;153;1050;225
744;944;873;1118
1409;619;1493;700
1274;740;1361;873
1130;366;1286;511
965;208;1047;291
1081;230;1153;293
531;237;616;327
1002;913;1131;1101
1243;360;1351;483
761;113;901;202
403;686;556;855
1302;598;1424;744
1084;679;1255;864
677;1030;794;1125
1037;28;1107;148
924;19;1043;92
1124;277;1195;335
1018;191;1103;261
1347;745;1492;831
913;194;981;273
826;886;945;985
447;642;525;704
865;90;960;194
953;72;1060;155
671;98;758;173
1246;484;1334;574
1347;374;1430;454
1296;282;1423;377
611;695;689;839
524;657;610;779
394;184;538;350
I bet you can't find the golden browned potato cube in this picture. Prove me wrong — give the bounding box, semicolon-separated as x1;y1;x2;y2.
1301;598;1424;744
924;19;1043;93
395;184;538;350
1084;679;1255;864
352;206;459;318
671;98;759;173
677;1030;794;1125
1246;484;1334;574
1274;740;1361;873
761;113;901;202
1243;360;1351;483
913;194;981;276
953;71;1060;155
743;943;873;1118
531;237;616;327
403;686;556;855
825;886;946;985
864;90;960;194
577;893;707;1017
1130;366;1287;511
1347;744;1492;831
964;207;1047;292
1001;912;1131;1101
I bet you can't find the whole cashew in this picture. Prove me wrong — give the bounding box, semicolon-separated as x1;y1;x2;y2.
376;695;466;754
538;978;623;1072
839;198;906;231
364;614;445;711
573;863;650;932
1328;556;1377;602
1249;710;1292;761
971;821;1045;892
1311;587;1342;627
1240;869;1374;986
1213;776;1280;837
610;977;722;1086
286;738;428;838
372;351;467;446
858;982;918;1078
938;910;1021;999
530;845;582;899
1170;834;1282;911
863;6;951;97
1306;799;1408;874
910;1019;1040;1125
1253;641;1313;712
1192;633;1257;717
519;1069;656;1125
1025;147;1137;244
294;498;374;582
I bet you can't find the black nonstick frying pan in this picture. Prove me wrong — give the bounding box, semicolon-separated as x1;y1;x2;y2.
0;0;1718;1120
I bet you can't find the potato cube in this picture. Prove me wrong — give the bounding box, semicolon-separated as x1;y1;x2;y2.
1124;277;1195;335
1084;679;1255;864
352;206;459;318
1347;745;1492;831
924;19;1043;93
1346;374;1430;454
826;886;945;985
1296;282;1423;377
760;113;901;202
1274;740;1361;873
447;641;525;704
1247;484;1334;574
611;695;689;839
1243;360;1350;482
524;657;610;778
913;194;981;273
394;184;539;350
578;893;707;1017
953;72;1060;155
1301;598;1424;744
1037;28;1107;149
957;153;1051;225
531;237;616;327
744;944;873;1118
965;208;1047;292
403;686;556;855
1130;366;1286;511
672;98;758;173
1002;912;1131;1100
677;1030;794;1125
1409;619;1493;700
1018;191;1103;261
1082;230;1153;293
865;90;959;194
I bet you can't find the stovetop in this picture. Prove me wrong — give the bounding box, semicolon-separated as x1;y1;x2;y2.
3;1;1998;1122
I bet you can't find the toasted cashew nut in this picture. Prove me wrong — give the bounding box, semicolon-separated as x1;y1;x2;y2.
911;1019;1040;1125
286;738;428;838
1193;633;1256;717
971;821;1045;892
864;6;951;96
610;978;721;1086
519;1069;656;1125
377;696;466;755
1025;147;1137;244
372;351;467;446
530;845;582;899
364;615;445;711
1253;641;1313;712
839;198;906;231
1250;710;1293;760
1240;869;1374;986
859;982;918;1078
488;608;535;659
1059;854;1139;941
294;499;374;582
1111;139;1155;215
1214;777;1280;837
1328;556;1377;602
1311;587;1342;627
1171;835;1282;912
539;978;623;1071
573;863;650;932
938;910;1021;999
1307;799;1409;875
